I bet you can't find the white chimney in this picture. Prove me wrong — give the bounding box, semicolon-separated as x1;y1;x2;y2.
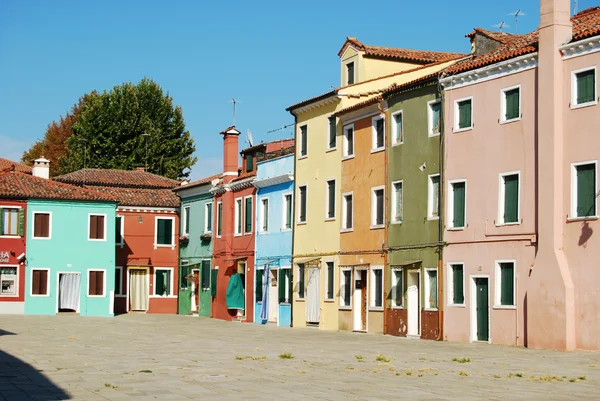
32;157;50;179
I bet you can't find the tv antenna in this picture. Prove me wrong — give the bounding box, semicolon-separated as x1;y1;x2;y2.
492;21;509;32
247;129;254;147
508;10;526;33
230;98;241;126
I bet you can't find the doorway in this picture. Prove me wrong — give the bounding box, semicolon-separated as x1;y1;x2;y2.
237;261;246;318
268;269;278;323
472;277;490;342
407;270;420;337
58;272;81;313
191;268;200;313
353;268;367;332
129;269;149;311
306;266;320;324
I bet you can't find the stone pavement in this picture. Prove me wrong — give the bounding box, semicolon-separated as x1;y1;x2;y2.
0;314;599;400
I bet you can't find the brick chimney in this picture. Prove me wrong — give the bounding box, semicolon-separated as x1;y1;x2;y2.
32;156;50;179
220;126;241;184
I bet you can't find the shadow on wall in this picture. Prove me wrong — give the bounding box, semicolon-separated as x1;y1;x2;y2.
0;349;71;400
578;221;593;248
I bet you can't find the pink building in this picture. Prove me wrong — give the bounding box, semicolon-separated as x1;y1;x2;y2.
440;2;600;349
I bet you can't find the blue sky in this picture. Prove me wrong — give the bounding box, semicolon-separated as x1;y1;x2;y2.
0;0;585;180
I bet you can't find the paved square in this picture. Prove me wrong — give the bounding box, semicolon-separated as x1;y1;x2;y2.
1;314;599;400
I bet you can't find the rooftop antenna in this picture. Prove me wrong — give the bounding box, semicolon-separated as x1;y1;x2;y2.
574;0;578;15
230;98;241;127
247;129;254;147
508;10;526;34
492;21;509;32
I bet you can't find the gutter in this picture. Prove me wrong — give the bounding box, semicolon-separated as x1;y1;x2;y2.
289;112;298;328
437;79;445;342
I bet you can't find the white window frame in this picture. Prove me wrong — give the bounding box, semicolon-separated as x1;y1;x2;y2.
447;179;467;230
116;214;125;247
570;160;598;220
259;196;269;234
282;192;293;231
234;197;243;236
371;115;386;153
31;211;52;240
324;179;336;221
339;267;352;309
369;266;384;310
494;260;516;309
447;263;465;307
152;267;175;298
182;206;190;235
87;213;107;242
30;268;50;297
500;84;521;124
324;260;335;301
497;171;521;226
345;60;355;85
86;268;106;298
0;207;21;237
0;264;19;297
427;174;440;220
154;216;175;249
391;267;403;309
297;185;307;225
298;124;308;159
326;115;337;151
370;185;385;229
115;266;124;296
243;195;253;235
424;268;438;311
343;124;355;159
204;202;213;234
391;180;403;224
571;66;597;109
427;99;442;137
454;96;473;132
341;191;354;232
216;201;223;238
391;110;404;146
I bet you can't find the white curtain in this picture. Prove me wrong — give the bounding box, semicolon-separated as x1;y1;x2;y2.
59;273;81;311
306;267;320;323
130;270;148;311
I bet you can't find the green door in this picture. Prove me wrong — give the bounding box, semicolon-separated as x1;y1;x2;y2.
475;278;489;341
199;260;212;317
178;264;192;315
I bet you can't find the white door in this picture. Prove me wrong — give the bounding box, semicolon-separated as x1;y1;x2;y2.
191;269;199;312
407;271;420;336
306;267;320;323
58;273;81;312
268;269;278;323
352;269;367;331
130;269;148;311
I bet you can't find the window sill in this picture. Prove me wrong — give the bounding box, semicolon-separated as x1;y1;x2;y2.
340;228;354;233
244;232;252;236
296;298;305;302
280;228;292;232
390;220;403;225
30;294;50;298
571;101;597;110
447;227;464;231
427;216;440;221
234;233;242;237
493;305;516;310
424;308;439;312
88;239;107;242
342;155;355;161
0;235;21;239
370;147;385;154
324;299;335;303
324;217;336;222
567;216;599;222
326;147;337;153
258;231;268;235
453;126;473;133
370;225;384;230
155;244;175;248
203;231;213;235
339;306;352;311
298;155;308;160
391;306;404;310
500;117;521;125
87;295;106;298
392;141;404;147
495;221;521;227
296;221;307;226
428;132;441;138
448;303;466;308
31;237;51;240
369;307;384;312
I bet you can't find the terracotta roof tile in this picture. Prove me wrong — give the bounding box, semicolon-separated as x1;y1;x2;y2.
0;157;32;174
231;171;256;183
286;89;339;112
172;173;221;192
54;168;180;189
0;171;117;202
339;37;466;63
88;186;180;208
383;73;439;97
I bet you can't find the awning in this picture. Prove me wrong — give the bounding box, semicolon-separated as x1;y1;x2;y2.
225;256;248;262
294;256;321;266
391;260;422;267
257;258;280;267
339;263;370;269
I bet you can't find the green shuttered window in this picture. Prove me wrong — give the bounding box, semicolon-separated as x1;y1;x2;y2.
346;62;354;85
278;269;291;303
210;269;218;297
504;88;520;120
328;116;336;149
183;206;190;235
452;182;466;228
246;154;254;173
156;218;173;245
201;260;211;290
217;203;222;236
0;208;24;236
503;174;519;223
245;197;253;233
256;268;264;303
299;186;307;223
327;180;335;219
116;216;123;244
206;203;213;232
155;269;171;296
393;112;403;144
284;194;292;229
373;269;383;307
576;69;596;105
576;163;596;217
499;263;514;306
452;265;464;304
300;125;308;156
391;269;403;307
297;264;305;299
430;101;441;134
458;99;472;129
326;262;334;300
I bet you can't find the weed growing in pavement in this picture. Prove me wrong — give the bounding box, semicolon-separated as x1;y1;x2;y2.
375;353;392;363
279;350;294;359
508;372;523;378
452;357;471;363
355;354;365;361
458;371;469;377
139;370;152;373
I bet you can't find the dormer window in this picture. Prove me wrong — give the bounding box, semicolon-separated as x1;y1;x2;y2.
346;62;355;85
246;154;254;173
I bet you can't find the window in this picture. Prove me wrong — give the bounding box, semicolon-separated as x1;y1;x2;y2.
495;261;515;307
298;186;307;223
183;206;190;235
256;268;264;303
283;194;292;230
448;264;464;305
325;261;334;300
428;174;440;219
370;267;383;308
455;97;473;130
244;197;253;234
299;125;308;157
180;263;189;290
116;215;124;246
32;212;51;239
449;180;466;229
31;269;49;296
391;268;403;308
325;180;335;220
340;269;352;307
372;116;385;151
115;266;123;295
502;86;520;122
343;125;354;158
88;214;106;241
424;269;438;310
391;181;403;224
572;67;596;107
428;100;441;136
88;270;105;296
327;116;337;150
234;198;242;235
371;187;384;228
217;202;222;237
391;111;404;145
201;260;211;290
1;208;23;236
499;173;520;224
155;217;174;246
246;154;254;172
297;264;305;300
346;62;355;85
278;268;292;304
260;198;269;232
205;202;213;233
154;268;172;296
572;162;597;218
1;266;17;296
342;192;353;231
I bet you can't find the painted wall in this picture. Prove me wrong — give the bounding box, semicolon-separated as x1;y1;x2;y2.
24;200;116;317
0;200;27;314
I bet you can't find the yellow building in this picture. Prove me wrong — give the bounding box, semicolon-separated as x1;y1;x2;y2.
286;37;463;330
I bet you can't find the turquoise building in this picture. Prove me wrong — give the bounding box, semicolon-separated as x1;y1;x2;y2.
253;149;294;327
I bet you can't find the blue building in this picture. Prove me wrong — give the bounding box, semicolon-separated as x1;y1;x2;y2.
253;147;294;327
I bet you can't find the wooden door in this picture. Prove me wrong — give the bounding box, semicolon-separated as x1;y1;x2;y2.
360;270;367;331
475;278;489;341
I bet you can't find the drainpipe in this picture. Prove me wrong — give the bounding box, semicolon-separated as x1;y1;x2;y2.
436;79;445;341
379;99;389;335
289;111;298;327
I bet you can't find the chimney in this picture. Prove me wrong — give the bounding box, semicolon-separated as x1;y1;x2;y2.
135;166;146;172
32;156;50;179
220;126;241;184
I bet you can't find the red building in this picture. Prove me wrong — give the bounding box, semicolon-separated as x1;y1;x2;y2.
54;168;181;314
